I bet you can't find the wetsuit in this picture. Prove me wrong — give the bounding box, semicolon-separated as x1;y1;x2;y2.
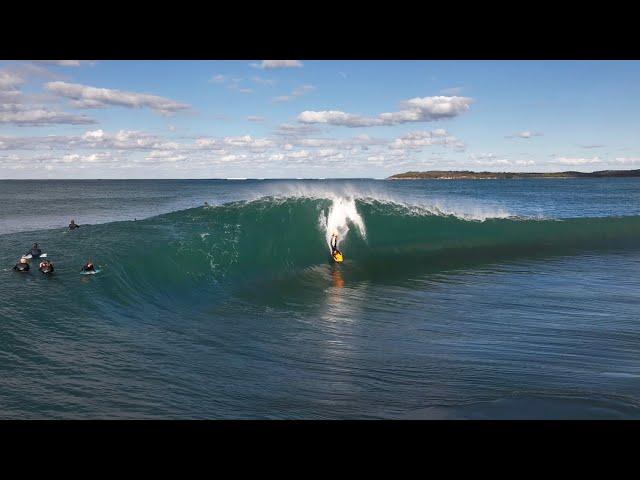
39;262;54;273
69;223;80;230
81;263;95;272
331;236;341;256
26;247;42;258
13;263;29;272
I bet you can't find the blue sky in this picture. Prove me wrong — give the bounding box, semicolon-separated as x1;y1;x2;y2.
2;60;640;178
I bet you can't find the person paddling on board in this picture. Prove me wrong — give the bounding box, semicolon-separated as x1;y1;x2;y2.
13;256;30;272
69;219;80;230
25;243;42;258
81;261;96;273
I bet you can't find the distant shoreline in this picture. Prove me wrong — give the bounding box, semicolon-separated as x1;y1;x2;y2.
387;169;640;180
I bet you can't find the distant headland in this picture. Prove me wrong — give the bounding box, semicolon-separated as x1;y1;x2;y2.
387;169;640;180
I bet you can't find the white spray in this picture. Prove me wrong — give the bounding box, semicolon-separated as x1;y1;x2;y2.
319;196;367;251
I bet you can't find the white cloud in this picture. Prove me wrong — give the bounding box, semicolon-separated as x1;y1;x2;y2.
507;131;543;139
223;135;273;149
195;138;219;148
251;60;303;69
0;71;25;90
44;81;190;115
0;108;96;126
614;157;640;164
288;150;310;159
555;156;601;165
298;96;473;127
389;130;463;150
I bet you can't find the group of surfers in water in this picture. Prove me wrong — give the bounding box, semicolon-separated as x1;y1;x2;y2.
12;220;97;275
13;216;344;274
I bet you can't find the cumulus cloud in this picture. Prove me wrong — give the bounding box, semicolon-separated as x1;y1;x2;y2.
389;129;464;150
251;60;303;69
0;71;26;90
298;96;473;127
0;107;96;126
195;138;220;148
44;81;190;115
223;135;273;150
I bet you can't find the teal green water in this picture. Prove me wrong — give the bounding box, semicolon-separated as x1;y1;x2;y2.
1;179;640;418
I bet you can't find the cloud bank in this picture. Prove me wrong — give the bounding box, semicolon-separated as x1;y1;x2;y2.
298;96;473;127
45;81;190;115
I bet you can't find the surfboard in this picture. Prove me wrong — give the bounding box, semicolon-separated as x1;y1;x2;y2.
332;252;344;263
24;253;47;259
80;268;101;275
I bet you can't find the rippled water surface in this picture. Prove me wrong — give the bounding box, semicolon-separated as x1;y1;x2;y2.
1;178;639;418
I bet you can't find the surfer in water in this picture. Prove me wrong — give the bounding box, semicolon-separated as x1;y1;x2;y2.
330;233;343;262
69;219;80;230
39;259;54;274
25;243;42;258
13;256;30;272
81;261;96;273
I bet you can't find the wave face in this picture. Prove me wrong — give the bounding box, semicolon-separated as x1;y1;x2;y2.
73;196;640;288
5;195;640;294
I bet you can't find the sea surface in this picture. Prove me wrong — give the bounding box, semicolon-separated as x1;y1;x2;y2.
1;178;639;419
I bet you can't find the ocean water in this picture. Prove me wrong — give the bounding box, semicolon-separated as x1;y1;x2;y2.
1;178;639;419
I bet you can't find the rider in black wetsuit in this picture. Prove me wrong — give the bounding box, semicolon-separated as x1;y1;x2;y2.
39;259;54;274
330;233;342;256
81;261;96;272
69;219;80;230
26;243;42;258
13;257;30;271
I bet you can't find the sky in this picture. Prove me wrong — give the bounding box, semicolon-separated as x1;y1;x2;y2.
2;59;640;179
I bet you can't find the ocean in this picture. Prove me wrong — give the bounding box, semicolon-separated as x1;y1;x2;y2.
1;178;639;419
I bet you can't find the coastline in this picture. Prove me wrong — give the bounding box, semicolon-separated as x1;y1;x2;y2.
387;169;640;180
